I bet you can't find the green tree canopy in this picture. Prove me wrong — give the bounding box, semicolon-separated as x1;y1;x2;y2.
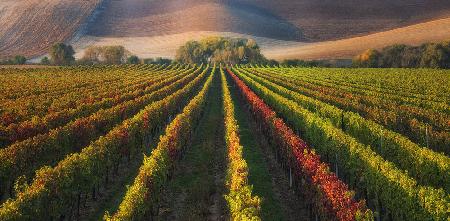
40;57;50;65
13;55;27;65
50;43;75;65
353;40;450;69
127;55;140;64
80;45;128;65
175;37;267;64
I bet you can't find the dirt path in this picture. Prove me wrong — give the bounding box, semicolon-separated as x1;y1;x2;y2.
158;70;227;221
228;74;311;221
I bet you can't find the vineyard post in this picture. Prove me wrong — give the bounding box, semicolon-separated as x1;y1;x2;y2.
375;192;381;221
379;129;383;153
425;124;429;148
335;153;339;178
77;191;81;218
289;166;293;188
378;81;383;156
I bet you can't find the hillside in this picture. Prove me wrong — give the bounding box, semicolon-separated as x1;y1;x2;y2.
73;18;450;61
87;0;450;41
1;0;450;59
265;18;450;60
0;0;101;58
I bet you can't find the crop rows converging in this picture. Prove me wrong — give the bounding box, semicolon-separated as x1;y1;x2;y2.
0;65;448;221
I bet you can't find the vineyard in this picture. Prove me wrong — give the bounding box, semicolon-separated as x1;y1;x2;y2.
0;65;448;221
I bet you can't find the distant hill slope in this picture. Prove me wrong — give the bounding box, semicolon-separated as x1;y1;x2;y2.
72;18;450;61
1;0;450;59
264;18;450;60
0;0;100;58
88;0;450;42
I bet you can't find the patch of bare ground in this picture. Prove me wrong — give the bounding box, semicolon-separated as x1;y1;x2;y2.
0;0;101;58
88;0;450;42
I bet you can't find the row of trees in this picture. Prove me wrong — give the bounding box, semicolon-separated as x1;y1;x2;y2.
1;43;173;66
174;36;354;67
2;38;448;68
353;41;450;68
0;55;27;65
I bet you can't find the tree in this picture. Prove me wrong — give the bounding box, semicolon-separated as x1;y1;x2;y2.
41;57;50;65
400;46;422;68
352;40;450;69
13;55;27;65
80;46;128;64
143;57;173;65
420;43;450;68
103;46;126;64
175;41;206;64
175;37;268;65
379;44;407;68
80;46;102;64
50;43;75;65
127;55;140;64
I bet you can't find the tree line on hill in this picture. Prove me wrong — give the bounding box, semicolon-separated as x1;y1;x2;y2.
0;43;173;66
353;41;450;68
1;38;448;68
173;37;347;67
0;55;27;65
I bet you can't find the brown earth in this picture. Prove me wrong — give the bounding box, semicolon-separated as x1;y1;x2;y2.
88;0;450;42
1;0;450;59
0;0;101;58
265;18;450;60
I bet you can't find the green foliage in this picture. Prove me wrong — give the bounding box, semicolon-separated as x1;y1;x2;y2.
380;44;408;68
13;55;26;65
175;37;267;65
0;65;202;202
353;40;450;68
80;45;128;65
0;65;210;220
106;66;214;220
127;55;140;64
0;55;27;65
420;43;450;68
40;56;50;65
50;43;75;65
281;59;322;67
221;68;262;220
143;57;173;65
239;67;450;192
